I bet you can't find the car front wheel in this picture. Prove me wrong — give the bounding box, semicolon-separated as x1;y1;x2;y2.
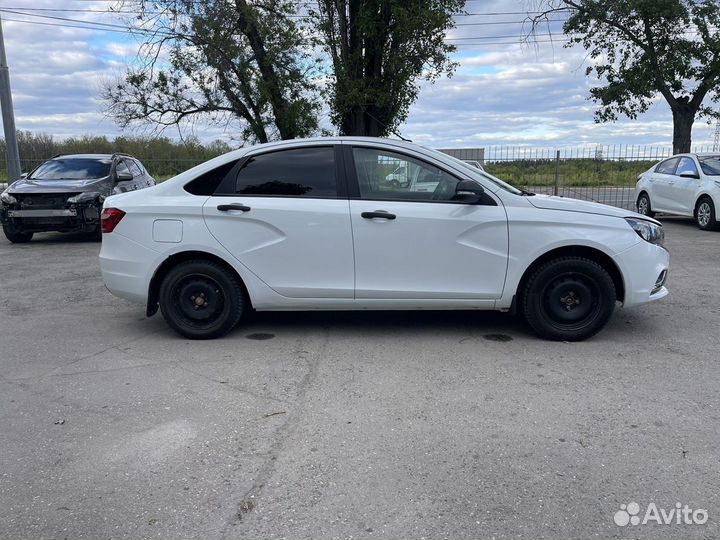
159;260;246;339
522;257;616;341
2;223;33;243
695;197;719;231
636;193;655;218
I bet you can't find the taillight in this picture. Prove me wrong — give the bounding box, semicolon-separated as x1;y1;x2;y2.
101;208;126;233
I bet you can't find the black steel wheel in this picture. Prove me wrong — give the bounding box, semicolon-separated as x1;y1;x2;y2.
159;259;246;339
522;257;616;341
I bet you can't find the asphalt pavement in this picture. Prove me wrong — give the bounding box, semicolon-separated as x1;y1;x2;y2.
0;216;718;539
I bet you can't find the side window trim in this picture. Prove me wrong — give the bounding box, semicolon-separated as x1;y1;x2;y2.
213;145;344;199
343;144;496;206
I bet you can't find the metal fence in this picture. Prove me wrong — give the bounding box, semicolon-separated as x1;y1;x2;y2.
2;144;720;210
476;144;719;211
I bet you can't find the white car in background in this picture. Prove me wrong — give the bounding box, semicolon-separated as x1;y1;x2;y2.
635;153;720;231
100;137;669;342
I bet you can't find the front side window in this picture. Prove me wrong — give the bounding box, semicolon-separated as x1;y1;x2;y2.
675;157;699;177
352;147;461;202
30;158;111;180
127;159;143;177
656;158;679;175
115;161;132;178
233;147;337;197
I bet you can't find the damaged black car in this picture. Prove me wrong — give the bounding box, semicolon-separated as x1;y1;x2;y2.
0;153;155;243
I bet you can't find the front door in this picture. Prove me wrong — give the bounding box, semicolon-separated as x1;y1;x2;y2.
346;146;509;300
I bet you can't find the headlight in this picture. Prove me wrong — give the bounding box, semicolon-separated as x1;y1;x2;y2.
0;191;17;205
67;191;103;204
625;217;664;246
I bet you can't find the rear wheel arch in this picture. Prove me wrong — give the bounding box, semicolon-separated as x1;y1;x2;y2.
147;250;251;317
515;245;625;307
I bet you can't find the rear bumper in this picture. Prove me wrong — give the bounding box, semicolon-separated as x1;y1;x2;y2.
99;233;160;304
613;240;669;307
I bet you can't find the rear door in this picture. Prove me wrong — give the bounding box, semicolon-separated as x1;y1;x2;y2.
345;145;509;300
651;157;679;212
202;145;355;299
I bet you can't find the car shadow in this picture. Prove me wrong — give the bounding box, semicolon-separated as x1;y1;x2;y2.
242;309;531;340
17;231;100;244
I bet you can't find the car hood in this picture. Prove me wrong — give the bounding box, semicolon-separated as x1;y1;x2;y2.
528;194;659;223
8;177;112;194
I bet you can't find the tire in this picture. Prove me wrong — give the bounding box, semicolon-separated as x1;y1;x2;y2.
91;223;103;241
695;197;719;231
159;259;246;339
636;193;655;218
522;257;616;341
2;223;33;243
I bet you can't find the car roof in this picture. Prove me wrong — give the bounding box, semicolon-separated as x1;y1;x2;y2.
51;153;134;160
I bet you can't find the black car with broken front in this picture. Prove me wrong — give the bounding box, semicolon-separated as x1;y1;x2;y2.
0;153;155;243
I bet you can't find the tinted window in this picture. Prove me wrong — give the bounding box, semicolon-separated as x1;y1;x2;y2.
698;155;720;176
675;157;699;177
233;147;336;197
352;147;462;202
185;161;239;196
30;158;111;180
656;158;679;174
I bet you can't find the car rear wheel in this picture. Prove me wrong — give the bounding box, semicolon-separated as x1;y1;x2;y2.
636;193;655;218
159;260;246;339
2;223;33;243
522;257;616;341
695;197;719;231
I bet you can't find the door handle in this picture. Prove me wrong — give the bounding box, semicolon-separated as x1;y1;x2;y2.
361;211;396;220
217;203;251;212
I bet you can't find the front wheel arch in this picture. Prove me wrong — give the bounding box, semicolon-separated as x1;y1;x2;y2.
147;251;251;317
515;246;624;310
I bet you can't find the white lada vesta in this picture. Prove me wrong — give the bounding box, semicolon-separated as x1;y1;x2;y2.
99;137;669;341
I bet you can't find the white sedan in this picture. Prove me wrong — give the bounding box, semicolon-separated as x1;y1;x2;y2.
99;137;669;341
635;153;720;230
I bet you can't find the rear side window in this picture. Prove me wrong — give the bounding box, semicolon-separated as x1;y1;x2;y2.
656;158;679;174
232;147;337;197
184;161;239;196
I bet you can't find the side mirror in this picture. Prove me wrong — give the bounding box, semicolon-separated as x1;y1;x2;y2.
454;179;485;204
116;171;133;182
20;172;28;179
679;172;700;179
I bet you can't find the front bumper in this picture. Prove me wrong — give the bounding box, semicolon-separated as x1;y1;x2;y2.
613;240;669;307
1;201;100;232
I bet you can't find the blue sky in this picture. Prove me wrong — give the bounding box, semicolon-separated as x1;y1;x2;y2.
2;0;717;150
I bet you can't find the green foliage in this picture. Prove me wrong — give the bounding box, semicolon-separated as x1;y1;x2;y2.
536;0;720;152
103;0;319;143
486;158;653;187
314;0;466;136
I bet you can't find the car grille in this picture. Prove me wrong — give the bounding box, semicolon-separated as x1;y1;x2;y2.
16;193;79;209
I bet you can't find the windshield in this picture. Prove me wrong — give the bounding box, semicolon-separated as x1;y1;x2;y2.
440;153;523;195
698;155;720;176
29;158;111;180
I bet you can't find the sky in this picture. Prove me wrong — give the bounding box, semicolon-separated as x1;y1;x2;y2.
1;0;718;151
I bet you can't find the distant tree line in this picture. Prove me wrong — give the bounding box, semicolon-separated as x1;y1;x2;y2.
0;131;233;180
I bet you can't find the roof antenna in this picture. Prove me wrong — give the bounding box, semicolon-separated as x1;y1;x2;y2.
365;111;412;142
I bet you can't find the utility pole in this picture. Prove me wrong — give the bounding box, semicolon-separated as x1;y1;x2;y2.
0;13;21;182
